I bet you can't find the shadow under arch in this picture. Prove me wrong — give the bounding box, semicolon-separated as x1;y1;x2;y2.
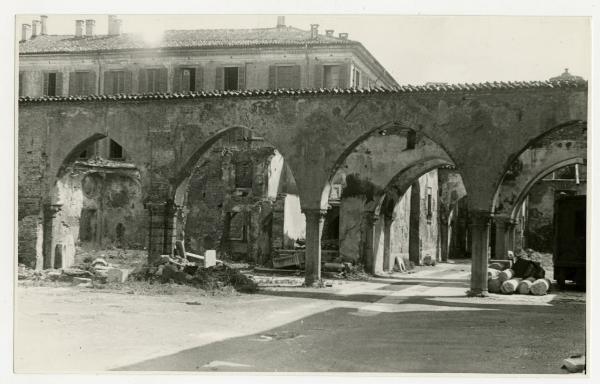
508;156;585;220
373;157;456;216
327;121;460;183
171;125;301;198
55;133;107;178
490;119;586;212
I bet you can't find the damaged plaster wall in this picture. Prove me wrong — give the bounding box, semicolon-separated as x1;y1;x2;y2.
56;163;145;254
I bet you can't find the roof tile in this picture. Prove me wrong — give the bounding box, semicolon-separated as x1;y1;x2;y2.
19;26;355;54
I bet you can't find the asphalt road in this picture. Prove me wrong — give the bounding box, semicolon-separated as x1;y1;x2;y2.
15;261;586;374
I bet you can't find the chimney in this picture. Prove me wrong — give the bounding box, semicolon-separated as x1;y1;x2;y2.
108;15;117;35
21;24;31;42
325;29;334;37
85;19;95;36
310;24;319;39
75;20;84;38
40;15;48;35
31;20;40;37
338;32;348;40
114;19;122;35
276;16;285;28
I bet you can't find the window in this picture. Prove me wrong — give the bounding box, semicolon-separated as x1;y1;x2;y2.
105;71;125;93
179;68;196;92
323;65;341;88
43;72;61;96
406;130;416;150
352;68;361;88
276;66;294;88
426;187;433;223
146;69;161;92
235;160;253;188
71;71;92;95
224;67;239;91
19;72;24;97
109;139;123;159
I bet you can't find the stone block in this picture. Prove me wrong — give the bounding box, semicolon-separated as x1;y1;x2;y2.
204;250;217;267
72;277;92;285
106;268;129;283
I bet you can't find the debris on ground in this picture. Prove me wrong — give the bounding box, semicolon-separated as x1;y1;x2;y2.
130;259;258;293
332;263;370;281
562;354;585;373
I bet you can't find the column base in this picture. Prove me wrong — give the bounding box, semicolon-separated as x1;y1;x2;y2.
466;289;489;297
302;279;324;288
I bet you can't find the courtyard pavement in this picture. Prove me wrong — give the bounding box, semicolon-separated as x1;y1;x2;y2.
14;260;586;374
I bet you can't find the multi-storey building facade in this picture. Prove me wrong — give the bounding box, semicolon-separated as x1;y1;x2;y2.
19;15;398;98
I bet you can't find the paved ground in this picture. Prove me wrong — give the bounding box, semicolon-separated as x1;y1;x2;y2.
14;260;586;374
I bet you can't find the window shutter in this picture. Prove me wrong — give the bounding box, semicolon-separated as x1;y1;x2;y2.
138;68;147;93
173;67;181;92
68;72;77;95
103;71;112;94
237;65;246;90
195;66;204;92
158;67;168;92
338;63;349;88
42;72;49;95
313;64;323;88
87;70;97;94
268;65;277;89
292;65;301;89
215;67;224;90
124;71;133;93
19;72;24;97
55;72;63;96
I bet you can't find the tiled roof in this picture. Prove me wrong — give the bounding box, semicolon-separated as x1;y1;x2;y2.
19;26;356;54
18;80;587;103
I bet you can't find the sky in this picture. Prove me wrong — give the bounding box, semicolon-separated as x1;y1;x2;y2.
16;14;591;86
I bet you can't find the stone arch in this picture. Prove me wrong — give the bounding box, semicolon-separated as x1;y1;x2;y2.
507;157;585;220
323;122;458;210
489;120;586;213
170;125;302;263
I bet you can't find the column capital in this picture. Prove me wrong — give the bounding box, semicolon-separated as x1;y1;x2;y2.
384;212;396;222
44;203;63;217
493;215;512;226
363;211;380;225
301;208;328;219
468;210;493;227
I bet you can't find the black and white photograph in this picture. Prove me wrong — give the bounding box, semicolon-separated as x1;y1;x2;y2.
3;1;598;382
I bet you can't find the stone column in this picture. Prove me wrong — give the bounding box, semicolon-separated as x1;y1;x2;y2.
363;211;379;274
303;208;327;286
493;216;510;260
42;204;62;270
468;210;492;296
382;214;394;272
146;200;181;264
507;219;517;253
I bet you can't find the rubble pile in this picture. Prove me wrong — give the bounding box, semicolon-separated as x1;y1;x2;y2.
331;263;370;280
130;254;258;293
487;255;551;295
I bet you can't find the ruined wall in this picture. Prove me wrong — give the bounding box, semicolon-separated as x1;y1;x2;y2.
390;188;411;265
339;196;365;262
525;175;586;252
56;164;145;251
